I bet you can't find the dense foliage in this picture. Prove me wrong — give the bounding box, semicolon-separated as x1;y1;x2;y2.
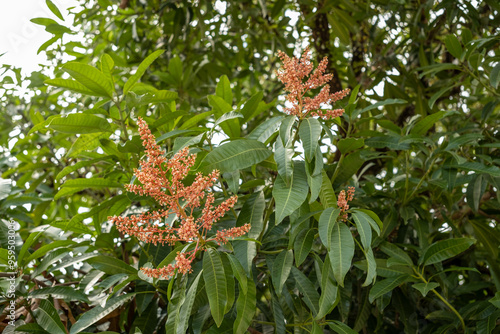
1;0;500;333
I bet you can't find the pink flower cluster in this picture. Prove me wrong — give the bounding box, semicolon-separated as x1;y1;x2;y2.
276;47;350;119
109;117;250;279
338;186;355;221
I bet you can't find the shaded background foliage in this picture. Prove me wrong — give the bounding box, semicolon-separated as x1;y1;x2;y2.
1;0;500;333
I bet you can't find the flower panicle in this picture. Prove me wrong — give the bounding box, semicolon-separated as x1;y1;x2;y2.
109;117;249;280
338;186;355;221
276;46;350;119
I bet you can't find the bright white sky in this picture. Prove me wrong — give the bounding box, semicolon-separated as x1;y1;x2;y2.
0;0;78;75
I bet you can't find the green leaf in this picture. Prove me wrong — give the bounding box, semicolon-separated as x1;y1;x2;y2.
299;118;322;162
317;255;339;320
279;115;296;146
101;54;115;80
46;0;64;20
327;320;358;334
477;310;500;334
291;266;320;316
445;35;463;59
362;248;377;286
63;62;114;97
352;209;382;233
467;174;487;212
329;222;354;287
18;230;45;266
337;138;364;154
319;170;337;209
273;161;309;224
124;50;164;94
274;138;294;185
44;78;97;95
87;256;138;275
490;292;500;308
214;111;243;127
55;178;122;200
421;238;475;266
411;111;447;135
55;156;113;181
29;286;89;302
236;191;265;240
318;207;340;248
168;56;183;83
47;113;112;134
177;272;202;334
233;279;256;333
446;162;500;177
490;62;500;89
379;242;413;266
247;115;284;143
240;91;264;122
368;275;409;303
428;86;455;109
225;253;248;294
418;63;461;78
272;249;293;297
25;240;75;263
35;300;66;334
294;228;315;266
203;248;227;327
412;282;439;297
351;211;372;250
216;75;233;105
200;139;271;174
356;98;407;116
70;294;135;334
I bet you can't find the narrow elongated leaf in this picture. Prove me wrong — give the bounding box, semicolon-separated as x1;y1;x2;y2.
26;240;76;263
291;266;320;316
412;282;439;297
46;0;64;20
236;191;265;239
317;255;339;320
272;249;293;296
63;62;114;97
203;248;227;327
216;75;233;105
337;138;364;154
225;253;248;294
36;300;66;334
446;162;500;177
70;294;135;334
319;170;336;208
55;178;122;200
362;248;377;286
279;115;296;146
490;62;500;89
18;231;45;266
47;114;112;134
233;280;256;333
352;211;372;250
379;242;413;266
357;98;407;115
411;111;447;135
29;286;89;302
87;256;137;275
200;139;271;173
318;207;340;248
445;35;463;59
233;240;256;276
299;117;322;162
421;238;475;266
353;209;382;233
124;50;164;94
274;138;294;185
294;228;315;266
55;156;112;181
369;275;409;303
177;272;202;334
329;222;354;287
45;78;97;95
273;161;308;224
247;115;283;143
328;320;358;334
240;91;263;121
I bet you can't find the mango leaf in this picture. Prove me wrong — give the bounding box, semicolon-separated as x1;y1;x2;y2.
124;50;164;94
317;255;339;320
273;161;308;224
35;300;66;334
329;222;354;287
240;91;263;122
274;138;294;185
294;228;316;266
337;138;364;154
279;115;296;146
318;207;340;248
327;320;358;334
421;238;475;266
247;115;284;143
368;275;409;303
55;156;113;181
46;0;64;20
351;211;372;250
490;62;500;89
87;256;138;275
25;240;76;263
235;191;265;240
299;117;322;162
177;271;202;334
233;279;256;333
200;139;271;174
466;174;487;212
352;209;382;233
69;294;135;334
45;78;98;95
319;170;337;208
272;249;293;296
291;266;320;316
47;114;112;134
216;75;233;105
445;35;463;59
225;253;248;294
29;286;89;303
63;62;114;98
55;178;122;200
214;111;243;127
411;111;447;135
362;248;377;286
379;242;413;266
356;98;407;117
203;248;227;327
412;282;439;297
